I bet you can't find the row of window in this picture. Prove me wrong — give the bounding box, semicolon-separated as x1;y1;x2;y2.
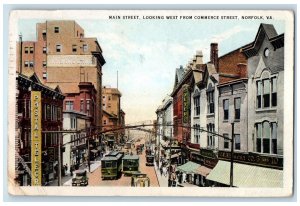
55;44;88;53
53;27;84;38
66;100;93;116
223;98;241;121
18;100;62;121
24;61;47;68
257;78;277;109
21;130;60;149
71;134;86;146
24;47;34;54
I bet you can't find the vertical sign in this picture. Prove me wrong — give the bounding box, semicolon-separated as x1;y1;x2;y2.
31;91;42;186
182;86;190;124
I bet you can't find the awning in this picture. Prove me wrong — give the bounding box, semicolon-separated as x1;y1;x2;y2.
194;166;211;177
206;160;283;187
90;149;98;153
177;161;200;173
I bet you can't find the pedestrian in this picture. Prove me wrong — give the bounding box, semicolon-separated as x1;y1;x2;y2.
70;165;74;176
160;167;163;176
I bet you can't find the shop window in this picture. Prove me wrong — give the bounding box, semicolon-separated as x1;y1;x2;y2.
223;99;229;120
234;97;241;120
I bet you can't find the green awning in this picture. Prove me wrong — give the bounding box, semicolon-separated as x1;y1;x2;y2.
206;160;283;187
177;161;200;173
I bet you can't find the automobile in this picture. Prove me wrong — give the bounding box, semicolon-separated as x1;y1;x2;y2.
72;170;88;186
131;172;150;187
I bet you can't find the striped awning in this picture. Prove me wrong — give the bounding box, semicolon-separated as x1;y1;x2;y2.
206;160;283;187
177;161;200;173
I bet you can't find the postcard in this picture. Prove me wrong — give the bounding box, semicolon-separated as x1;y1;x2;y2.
7;9;294;197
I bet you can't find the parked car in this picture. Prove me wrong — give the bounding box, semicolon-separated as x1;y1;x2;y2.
72;170;88;186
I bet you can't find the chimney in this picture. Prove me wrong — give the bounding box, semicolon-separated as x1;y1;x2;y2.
210;43;219;71
237;63;247;78
192;56;196;69
196;50;203;65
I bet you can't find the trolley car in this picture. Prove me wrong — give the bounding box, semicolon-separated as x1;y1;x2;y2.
101;151;123;180
122;154;140;175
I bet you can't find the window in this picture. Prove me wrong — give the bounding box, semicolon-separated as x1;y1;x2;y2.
234;134;241;150
83;44;88;52
70;118;76;129
194;95;200;116
72;45;77;52
234;98;241;120
223;99;229;120
80;100;84;112
223;134;229;149
271;122;277;154
207;91;214;114
54;27;59;33
263;79;270;108
43;61;47;67
264;48;270;57
46;104;51;120
257;81;262;108
256;121;277;154
108;103;111;108
29;61;34;67
65;101;74;111
25;47;29;54
207;123;215;148
42;72;47;79
30;47;34;54
24;61;29;67
56;44;62;52
108;96;111;101
104;120;107;125
87;100;90;115
43;47;47;54
257;77;277;109
57;107;62;121
42;30;46;38
194;124;200;144
271;78;277;107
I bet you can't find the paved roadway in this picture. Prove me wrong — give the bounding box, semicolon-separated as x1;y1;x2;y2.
86;138;159;187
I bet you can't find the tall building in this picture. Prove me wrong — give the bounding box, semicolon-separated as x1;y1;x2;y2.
17;20;106;173
102;86;125;145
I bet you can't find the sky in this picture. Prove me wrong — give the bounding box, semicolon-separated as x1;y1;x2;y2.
18;14;285;124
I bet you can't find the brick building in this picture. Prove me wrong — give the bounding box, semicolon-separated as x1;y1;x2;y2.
16;69;65;186
102;86;125;146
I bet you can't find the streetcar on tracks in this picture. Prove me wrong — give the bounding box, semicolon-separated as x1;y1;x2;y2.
122;154;140;175
101;151;123;180
131;172;150;187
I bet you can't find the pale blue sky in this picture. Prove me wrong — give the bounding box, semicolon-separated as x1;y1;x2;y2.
18;17;285;123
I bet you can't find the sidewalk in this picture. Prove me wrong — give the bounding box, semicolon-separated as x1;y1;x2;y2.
154;161;169;187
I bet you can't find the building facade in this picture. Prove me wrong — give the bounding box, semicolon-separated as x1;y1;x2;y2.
16;71;64;186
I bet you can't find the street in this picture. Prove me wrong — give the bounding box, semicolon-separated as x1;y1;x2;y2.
57;138;162;187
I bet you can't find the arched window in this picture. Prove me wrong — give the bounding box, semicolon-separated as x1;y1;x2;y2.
256;121;277;154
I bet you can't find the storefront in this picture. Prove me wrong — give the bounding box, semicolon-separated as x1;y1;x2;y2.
206;151;283;187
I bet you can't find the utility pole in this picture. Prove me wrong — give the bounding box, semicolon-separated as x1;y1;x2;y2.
58;126;62;186
168;128;172;187
88;126;91;172
230;123;234;187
